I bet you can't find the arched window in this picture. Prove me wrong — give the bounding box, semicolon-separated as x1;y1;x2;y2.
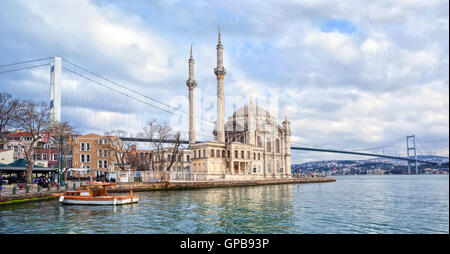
222;150;226;158
266;138;272;152
241;150;244;158
235;150;238;158
211;149;215;157
257;136;262;147
194;150;196;158
275;139;280;153
253;152;256;160
216;149;220;158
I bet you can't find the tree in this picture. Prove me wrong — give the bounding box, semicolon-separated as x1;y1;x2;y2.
103;129;135;171
141;120;181;183
14;101;50;184
0;92;20;147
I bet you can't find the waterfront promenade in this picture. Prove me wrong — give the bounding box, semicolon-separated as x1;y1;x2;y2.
0;177;335;205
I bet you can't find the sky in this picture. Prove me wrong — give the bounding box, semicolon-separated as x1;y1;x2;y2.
0;0;448;163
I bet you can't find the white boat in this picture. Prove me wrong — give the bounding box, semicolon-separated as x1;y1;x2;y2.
53;182;139;205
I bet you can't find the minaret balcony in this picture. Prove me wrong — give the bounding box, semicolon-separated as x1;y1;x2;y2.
186;80;197;88
214;66;227;77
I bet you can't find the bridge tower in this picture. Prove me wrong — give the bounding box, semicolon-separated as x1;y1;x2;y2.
50;57;62;123
406;135;418;174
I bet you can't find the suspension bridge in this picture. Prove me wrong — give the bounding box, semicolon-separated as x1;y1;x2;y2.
1;57;447;174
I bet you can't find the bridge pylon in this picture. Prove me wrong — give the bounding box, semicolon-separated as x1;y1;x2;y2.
50;56;61;123
406;135;418;174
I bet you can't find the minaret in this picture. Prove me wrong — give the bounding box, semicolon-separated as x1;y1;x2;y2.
214;27;226;143
282;116;291;177
186;44;197;145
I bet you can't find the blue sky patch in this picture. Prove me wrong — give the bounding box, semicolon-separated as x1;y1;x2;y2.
320;19;356;34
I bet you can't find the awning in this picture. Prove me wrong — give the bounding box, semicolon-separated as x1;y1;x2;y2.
67;168;90;172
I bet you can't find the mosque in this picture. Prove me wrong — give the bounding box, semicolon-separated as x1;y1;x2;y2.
184;29;292;180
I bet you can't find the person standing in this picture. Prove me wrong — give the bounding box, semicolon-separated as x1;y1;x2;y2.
0;175;4;196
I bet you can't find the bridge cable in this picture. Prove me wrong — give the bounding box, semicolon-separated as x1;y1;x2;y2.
61;58;214;126
0;57;53;68
0;63;52;74
62;66;191;120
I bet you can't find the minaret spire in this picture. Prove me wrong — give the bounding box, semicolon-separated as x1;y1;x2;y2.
214;26;226;143
186;44;197;145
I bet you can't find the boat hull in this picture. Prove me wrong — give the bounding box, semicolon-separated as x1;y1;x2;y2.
59;196;139;205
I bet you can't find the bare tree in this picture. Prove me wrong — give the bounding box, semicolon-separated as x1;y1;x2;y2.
14;101;50;184
0;93;20;146
141;120;181;183
103;129;135;171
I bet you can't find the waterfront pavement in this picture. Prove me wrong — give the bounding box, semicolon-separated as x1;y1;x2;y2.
0;181;88;200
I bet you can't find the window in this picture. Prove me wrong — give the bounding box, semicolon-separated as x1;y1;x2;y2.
275;139;280;153
35;153;40;160
257;136;262;147
187;155;190;162
247;151;250;159
211;149;215;157
53;154;57;161
228;150;231;158
241;151;244;159
267;139;271;152
81;143;85;151
103;150;107;157
104;160;108;169
98;150;102;157
194;150;196;158
235;150;238;158
42;154;47;160
14;146;18;152
258;153;260;160
44;144;50;149
222;150;226;158
86;154;91;162
253;153;256;160
98;160;103;168
86;142;91;151
81;154;85;163
216;150;220;158
203;149;206;157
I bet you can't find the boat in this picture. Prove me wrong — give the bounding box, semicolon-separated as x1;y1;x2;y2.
52;182;139;205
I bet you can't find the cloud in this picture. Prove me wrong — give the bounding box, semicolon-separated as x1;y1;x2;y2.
0;0;448;163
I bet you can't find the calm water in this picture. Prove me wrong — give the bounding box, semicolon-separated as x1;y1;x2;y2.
0;175;448;234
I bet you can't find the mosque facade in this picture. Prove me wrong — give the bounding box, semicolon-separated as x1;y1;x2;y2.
185;29;292;180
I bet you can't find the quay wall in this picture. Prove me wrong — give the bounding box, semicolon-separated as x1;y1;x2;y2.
109;177;336;192
0;177;336;205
